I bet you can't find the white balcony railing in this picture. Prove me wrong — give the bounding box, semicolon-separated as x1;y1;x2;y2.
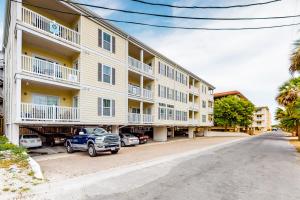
22;7;80;45
21;103;79;122
128;84;141;97
128;113;141;124
128;56;153;76
189;119;199;125
189;85;199;95
143;88;153;100
143;114;154;124
22;55;80;83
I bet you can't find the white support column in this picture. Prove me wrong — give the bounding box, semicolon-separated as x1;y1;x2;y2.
15;78;21;122
140;49;144;64
188;127;196;139
112;125;119;134
140;75;144;97
16;29;22;73
140;101;143;124
153;126;168;142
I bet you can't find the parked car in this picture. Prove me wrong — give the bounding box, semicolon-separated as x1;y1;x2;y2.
120;133;139;147
44;133;68;146
131;133;149;144
20;134;42;148
65;127;120;157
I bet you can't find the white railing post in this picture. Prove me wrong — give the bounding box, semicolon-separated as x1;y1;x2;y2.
52;105;56;121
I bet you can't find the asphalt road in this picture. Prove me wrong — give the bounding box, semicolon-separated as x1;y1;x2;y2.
93;132;300;200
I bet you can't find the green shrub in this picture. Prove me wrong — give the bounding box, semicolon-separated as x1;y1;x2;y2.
0;136;8;145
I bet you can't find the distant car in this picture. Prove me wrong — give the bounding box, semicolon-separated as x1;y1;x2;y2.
65;127;120;157
44;133;68;146
272;128;278;131
20;134;42;148
131;133;149;144
120;133;139;147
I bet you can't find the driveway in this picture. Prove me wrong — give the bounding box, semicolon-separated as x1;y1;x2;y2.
36;136;246;182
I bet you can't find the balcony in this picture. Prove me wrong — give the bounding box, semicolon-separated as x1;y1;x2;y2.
128;84;153;100
189;85;199;95
21;103;79;122
21;7;80;46
128;56;153;77
128;113;141;124
128;113;153;124
22;55;80;84
143;114;154;124
189;119;199;125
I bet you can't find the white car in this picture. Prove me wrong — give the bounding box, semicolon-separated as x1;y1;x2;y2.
20;134;42;148
120;133;139;147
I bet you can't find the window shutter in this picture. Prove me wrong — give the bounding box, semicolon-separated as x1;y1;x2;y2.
112;68;115;85
158;85;161;97
158;62;161;74
98;29;102;48
158;108;160;120
98;97;102;116
112;100;115;117
98;63;102;82
112;36;116;53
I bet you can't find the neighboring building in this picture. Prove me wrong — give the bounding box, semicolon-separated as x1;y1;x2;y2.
212;90;254;133
252;106;272;133
214;90;250;102
2;0;215;145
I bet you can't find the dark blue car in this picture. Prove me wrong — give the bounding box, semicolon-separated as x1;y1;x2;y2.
65;127;120;157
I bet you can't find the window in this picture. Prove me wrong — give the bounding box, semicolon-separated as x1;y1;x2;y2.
208;101;213;108
202;100;206;108
103;32;111;51
202;115;207;123
103;99;111;116
32;94;59;106
103;65;112;84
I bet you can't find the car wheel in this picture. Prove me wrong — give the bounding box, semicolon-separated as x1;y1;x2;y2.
66;143;73;153
88;144;97;157
111;150;119;154
121;141;126;147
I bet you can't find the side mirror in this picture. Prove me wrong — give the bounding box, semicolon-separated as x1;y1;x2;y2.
79;131;84;135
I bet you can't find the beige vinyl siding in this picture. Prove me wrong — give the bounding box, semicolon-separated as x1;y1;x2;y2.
79;88;127;124
80;17;127;62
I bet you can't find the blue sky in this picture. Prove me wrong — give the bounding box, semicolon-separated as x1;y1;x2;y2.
0;0;299;123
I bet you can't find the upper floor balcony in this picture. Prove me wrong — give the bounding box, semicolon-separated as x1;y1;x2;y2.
21;55;80;85
128;56;154;77
128;84;153;101
21;6;80;46
128;113;154;124
189;85;200;95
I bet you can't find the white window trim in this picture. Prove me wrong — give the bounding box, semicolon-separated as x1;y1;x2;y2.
102;31;113;52
102;65;112;85
102;98;113;117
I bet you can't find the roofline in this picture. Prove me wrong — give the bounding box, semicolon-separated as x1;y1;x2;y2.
67;1;215;89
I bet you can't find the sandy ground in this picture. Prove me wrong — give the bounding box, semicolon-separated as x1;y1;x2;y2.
36;136;246;182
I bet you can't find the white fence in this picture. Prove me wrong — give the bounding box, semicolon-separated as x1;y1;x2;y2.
21;103;79;122
22;7;80;45
22;55;80;83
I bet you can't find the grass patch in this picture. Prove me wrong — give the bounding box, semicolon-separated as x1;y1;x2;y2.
0;136;29;169
2;187;10;192
290;139;300;153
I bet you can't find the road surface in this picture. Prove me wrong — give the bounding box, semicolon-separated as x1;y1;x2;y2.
93;132;300;200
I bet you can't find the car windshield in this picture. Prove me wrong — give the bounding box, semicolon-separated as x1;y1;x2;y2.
23;135;39;139
85;128;108;136
124;134;134;137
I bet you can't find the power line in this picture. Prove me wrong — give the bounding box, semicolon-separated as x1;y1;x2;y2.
11;0;300;31
130;0;282;9
56;0;300;21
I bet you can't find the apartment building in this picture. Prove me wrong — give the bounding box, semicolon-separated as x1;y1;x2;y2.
2;0;215;145
252;106;272;133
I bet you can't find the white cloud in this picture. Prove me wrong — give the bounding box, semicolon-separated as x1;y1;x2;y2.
134;0;299;123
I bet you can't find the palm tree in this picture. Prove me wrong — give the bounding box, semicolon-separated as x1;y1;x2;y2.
275;102;300;140
276;77;300;107
290;51;300;73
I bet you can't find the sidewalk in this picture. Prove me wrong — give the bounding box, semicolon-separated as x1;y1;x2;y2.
37;136;248;182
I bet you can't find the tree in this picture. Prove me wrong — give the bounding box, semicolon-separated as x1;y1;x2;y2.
275;101;300;140
276;77;300;107
214;96;255;132
290;40;300;73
